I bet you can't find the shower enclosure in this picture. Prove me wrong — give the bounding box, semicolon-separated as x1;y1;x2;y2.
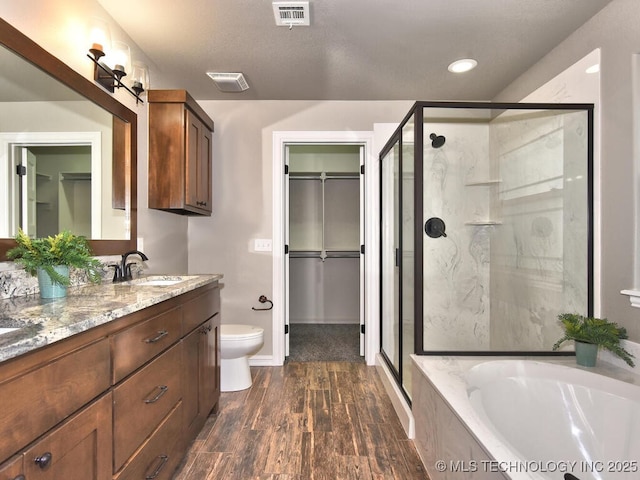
380;102;593;400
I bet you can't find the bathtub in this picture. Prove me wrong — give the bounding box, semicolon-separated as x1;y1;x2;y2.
412;356;640;480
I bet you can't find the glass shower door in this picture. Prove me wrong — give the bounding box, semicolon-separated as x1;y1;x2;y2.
380;116;415;400
381;138;400;381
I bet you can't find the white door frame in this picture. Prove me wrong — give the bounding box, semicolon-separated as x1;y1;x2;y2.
0;132;102;238
272;131;379;366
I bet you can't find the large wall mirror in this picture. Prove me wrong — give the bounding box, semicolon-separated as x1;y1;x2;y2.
0;17;137;259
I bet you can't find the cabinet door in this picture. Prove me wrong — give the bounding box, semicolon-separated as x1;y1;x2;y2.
182;315;220;440
185;110;212;213
22;393;112;480
203;314;220;417
0;455;24;480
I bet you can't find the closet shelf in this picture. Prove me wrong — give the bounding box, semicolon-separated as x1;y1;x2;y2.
60;172;91;181
290;250;360;259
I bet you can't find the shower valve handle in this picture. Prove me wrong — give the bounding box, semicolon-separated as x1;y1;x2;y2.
425;217;447;238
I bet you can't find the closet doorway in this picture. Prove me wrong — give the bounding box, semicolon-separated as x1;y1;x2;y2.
285;143;364;361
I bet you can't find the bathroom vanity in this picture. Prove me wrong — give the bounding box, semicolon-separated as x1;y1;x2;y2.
0;274;221;480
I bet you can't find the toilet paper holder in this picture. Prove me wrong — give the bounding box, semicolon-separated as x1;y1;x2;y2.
252;295;273;311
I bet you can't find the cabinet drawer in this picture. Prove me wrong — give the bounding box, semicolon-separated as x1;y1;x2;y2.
113;344;182;470
112;307;182;383
0;339;110;462
114;402;183;480
0;454;23;480
182;287;220;335
23;393;112;480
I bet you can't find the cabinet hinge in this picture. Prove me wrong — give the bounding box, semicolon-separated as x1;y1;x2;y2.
360;324;365;334
285;324;289;334
285;244;289;254
16;165;26;176
284;165;289;174
360;164;365;175
360;244;365;254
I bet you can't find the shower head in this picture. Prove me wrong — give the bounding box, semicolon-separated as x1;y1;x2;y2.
430;133;446;148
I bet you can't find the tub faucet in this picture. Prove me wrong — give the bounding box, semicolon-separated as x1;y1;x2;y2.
111;250;149;282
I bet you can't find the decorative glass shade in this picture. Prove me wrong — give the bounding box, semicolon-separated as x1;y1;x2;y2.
131;61;150;94
88;17;111;59
107;41;131;78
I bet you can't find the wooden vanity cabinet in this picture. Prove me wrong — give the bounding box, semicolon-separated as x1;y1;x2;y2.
148;90;214;216
0;280;221;480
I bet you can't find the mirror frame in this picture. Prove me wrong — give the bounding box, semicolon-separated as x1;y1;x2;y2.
0;17;137;260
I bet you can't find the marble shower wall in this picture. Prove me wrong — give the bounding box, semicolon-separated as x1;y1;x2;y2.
490;111;589;350
422;123;492;350
421;110;589;352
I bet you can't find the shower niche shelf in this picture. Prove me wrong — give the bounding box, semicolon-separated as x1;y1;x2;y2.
465;179;502;187
464;220;502;226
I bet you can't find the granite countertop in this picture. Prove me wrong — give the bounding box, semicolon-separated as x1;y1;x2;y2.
0;274;223;364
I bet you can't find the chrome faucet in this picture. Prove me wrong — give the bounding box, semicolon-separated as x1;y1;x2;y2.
111;250;149;282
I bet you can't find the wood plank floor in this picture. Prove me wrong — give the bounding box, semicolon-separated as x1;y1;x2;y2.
173;361;429;480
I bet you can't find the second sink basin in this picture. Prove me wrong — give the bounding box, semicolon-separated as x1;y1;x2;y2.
136;279;183;286
128;275;199;287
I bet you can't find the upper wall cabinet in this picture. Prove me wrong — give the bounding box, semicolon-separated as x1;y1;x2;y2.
148;90;214;215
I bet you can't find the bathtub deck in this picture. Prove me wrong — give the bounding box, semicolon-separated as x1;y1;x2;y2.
411;354;640;480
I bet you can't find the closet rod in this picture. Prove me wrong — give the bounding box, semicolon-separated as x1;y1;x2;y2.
289;173;359;180
290;250;360;259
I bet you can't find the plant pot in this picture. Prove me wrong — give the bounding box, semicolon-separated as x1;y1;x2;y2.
37;266;69;299
574;340;598;367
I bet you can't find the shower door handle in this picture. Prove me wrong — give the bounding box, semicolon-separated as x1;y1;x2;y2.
425;217;447;238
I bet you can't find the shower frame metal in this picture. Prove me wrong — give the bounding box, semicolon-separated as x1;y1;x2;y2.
379;101;594;401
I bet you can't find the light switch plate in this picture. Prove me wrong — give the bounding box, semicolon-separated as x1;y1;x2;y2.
254;238;273;252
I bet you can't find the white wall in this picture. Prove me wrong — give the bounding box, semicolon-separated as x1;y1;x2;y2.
493;0;640;341
188;100;412;357
0;0;188;275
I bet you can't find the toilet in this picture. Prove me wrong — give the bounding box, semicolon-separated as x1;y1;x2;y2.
220;324;264;392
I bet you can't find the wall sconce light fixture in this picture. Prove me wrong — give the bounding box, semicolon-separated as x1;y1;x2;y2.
87;19;148;104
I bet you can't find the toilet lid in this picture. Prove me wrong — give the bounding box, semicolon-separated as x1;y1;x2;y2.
221;324;264;340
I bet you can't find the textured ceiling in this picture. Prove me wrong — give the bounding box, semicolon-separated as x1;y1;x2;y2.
97;0;612;101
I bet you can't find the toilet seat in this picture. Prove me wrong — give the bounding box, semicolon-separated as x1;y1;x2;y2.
221;324;263;341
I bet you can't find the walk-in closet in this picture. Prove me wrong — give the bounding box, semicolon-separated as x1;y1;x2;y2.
287;144;363;361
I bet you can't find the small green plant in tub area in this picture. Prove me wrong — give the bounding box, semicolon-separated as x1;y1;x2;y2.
552;313;635;367
8;229;102;286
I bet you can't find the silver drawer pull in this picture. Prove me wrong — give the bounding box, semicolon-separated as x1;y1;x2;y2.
144;385;168;404
145;454;168;479
144;330;169;344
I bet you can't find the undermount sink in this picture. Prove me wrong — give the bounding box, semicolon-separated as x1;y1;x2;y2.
136;279;184;286
128;275;199;287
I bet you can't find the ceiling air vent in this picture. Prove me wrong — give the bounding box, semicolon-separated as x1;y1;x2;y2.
206;72;249;92
272;1;310;27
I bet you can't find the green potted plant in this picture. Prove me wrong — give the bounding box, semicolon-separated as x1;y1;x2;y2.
552;313;635;367
7;229;102;299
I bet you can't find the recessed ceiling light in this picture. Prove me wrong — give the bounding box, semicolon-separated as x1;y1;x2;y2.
585;64;600;74
448;58;478;73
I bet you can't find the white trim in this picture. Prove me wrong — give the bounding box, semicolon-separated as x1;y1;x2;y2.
376;353;414;438
272;130;379;366
248;354;275;366
0;132;102;238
